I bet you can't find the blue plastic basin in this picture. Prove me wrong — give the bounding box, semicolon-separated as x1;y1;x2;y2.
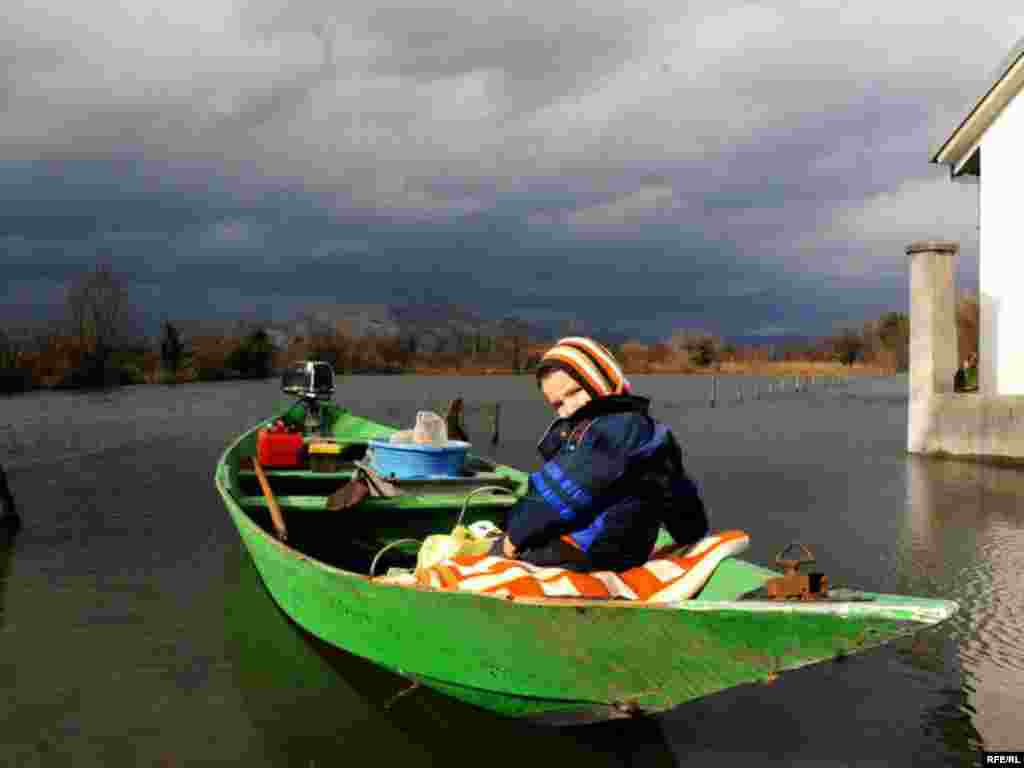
367;439;472;479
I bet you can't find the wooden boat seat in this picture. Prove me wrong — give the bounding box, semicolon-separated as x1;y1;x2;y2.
237;453;506;481
237;490;519;513
238;454;519;496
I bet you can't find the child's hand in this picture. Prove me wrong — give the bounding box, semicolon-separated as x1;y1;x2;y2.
502;537;518;558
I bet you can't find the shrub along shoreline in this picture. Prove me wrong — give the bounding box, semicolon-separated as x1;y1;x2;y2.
3;264;976;394
0;325;893;396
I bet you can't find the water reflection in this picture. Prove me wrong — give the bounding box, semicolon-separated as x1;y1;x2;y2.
657;648;980;766
904;456;1024;752
224;553;677;767
223;552;423;764
4;376;1022;765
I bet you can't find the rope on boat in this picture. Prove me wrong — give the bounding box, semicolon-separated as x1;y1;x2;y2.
456;485;516;528
384;679;421;710
369;538;422;577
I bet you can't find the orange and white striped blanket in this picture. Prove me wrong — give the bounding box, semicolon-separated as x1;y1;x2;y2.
378;529;750;603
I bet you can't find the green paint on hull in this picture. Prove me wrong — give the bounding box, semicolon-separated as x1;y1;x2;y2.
388;670;636;723
215;409;959;722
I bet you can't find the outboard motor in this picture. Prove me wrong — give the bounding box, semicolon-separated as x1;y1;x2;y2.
280;360;336;436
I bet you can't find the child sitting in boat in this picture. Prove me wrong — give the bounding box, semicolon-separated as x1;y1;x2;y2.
490;336;709;572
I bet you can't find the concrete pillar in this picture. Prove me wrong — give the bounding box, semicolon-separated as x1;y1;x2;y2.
907;240;958;453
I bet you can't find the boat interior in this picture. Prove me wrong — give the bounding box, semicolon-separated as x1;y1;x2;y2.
224;422;527;577
217;364;777;600
220;421;782;607
216;365;960;624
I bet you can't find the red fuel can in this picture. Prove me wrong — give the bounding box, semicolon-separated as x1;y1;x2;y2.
256;429;305;468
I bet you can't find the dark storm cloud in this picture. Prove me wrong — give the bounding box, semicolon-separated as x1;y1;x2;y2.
0;1;1011;337
211;22;339;133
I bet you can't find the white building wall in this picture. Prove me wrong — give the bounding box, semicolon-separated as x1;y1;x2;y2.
980;90;1024;395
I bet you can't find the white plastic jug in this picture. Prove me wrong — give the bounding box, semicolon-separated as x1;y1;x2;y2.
413;411;448;446
416;525;493;571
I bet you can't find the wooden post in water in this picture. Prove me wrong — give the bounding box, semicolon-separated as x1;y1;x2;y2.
0;463;19;532
709;377;717;408
445;398;470;443
491;403;501;446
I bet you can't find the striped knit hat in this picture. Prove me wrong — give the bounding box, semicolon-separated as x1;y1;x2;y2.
537;337;631;398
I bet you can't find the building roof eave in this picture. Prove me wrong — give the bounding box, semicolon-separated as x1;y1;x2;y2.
952;146;980;179
932;37;1024;172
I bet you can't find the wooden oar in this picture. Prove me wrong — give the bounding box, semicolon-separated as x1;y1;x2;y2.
252;458;288;542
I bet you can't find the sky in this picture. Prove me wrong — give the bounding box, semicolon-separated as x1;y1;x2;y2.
1;1;1018;341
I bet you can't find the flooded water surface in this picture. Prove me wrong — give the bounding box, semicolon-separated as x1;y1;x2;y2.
1;374;1021;766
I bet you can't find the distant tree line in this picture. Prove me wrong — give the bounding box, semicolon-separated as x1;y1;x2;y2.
816;298;974;372
0;266;546;392
0;264;983;394
628;298;981;374
280;312;540;375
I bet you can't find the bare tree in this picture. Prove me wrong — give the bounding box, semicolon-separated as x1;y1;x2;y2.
830;328;864;366
876;312;910;372
291;313;361;371
508;332;526;372
499;317;531;372
65;263;130;356
160;321;191;383
670;328;722;367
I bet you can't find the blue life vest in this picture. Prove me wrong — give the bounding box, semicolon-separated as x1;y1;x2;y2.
505;395;709;571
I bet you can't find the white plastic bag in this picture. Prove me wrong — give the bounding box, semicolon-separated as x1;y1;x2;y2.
416;525;494;571
413;411;448;446
468;520;502;540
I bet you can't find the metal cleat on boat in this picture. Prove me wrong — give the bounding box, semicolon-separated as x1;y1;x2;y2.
765;542;829;600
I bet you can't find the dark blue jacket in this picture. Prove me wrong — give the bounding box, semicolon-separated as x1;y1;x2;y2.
505;395;709;571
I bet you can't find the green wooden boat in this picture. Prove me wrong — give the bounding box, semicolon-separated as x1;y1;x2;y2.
215;379;958;724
